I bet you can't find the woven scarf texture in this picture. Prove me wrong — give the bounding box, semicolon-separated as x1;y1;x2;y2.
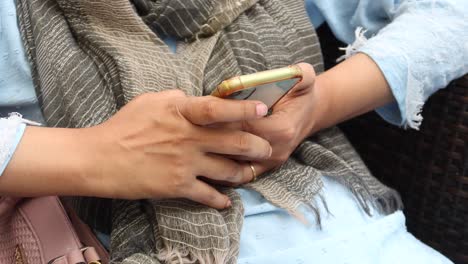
16;0;402;263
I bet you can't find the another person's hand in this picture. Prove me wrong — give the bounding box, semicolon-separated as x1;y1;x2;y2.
236;63;324;177
228;54;395;178
2;90;272;209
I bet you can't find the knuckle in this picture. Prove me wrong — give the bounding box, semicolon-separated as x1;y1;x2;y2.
274;153;289;164
242;103;251;120
296;63;316;88
167;101;180;116
280;153;289;163
181;98;195;119
158;89;187;99
297;62;316;75
168;89;186;97
235;134;251;154
225;164;242;182
279;127;296;142
171;175;185;190
171;163;190;188
132;92;152;104
131;90;187;106
201;100;217;121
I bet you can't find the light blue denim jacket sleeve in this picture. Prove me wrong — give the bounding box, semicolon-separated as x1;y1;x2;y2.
309;0;468;129
0;118;26;176
1;0;467;176
0;0;36;176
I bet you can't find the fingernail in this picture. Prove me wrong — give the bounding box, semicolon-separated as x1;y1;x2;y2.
268;146;273;157
225;199;232;208
256;103;268;117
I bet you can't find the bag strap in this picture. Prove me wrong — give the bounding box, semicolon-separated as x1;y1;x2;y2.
62;199;110;264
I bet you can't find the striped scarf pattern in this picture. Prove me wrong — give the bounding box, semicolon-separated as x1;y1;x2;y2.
16;0;402;263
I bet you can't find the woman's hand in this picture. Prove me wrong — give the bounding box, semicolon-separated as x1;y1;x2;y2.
1;90;272;209
233;54;395;178
233;63;326;176
91;90;272;206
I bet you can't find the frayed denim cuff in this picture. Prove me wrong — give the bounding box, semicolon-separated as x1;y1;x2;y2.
0;113;41;176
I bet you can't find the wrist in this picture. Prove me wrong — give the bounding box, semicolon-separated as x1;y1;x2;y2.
305;73;333;136
75;126;114;198
40;126;99;197
0;126;98;197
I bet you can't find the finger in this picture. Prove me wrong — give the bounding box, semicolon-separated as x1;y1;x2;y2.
246;162;274;182
222;114;283;142
204;118;276;142
185;181;231;209
208;164;257;186
199;128;272;160
208;121;242;131
196;155;252;185
222;154;258;162
292;63;316;93
179;96;268;126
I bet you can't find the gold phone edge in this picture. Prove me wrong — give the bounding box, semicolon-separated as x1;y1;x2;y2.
211;65;302;98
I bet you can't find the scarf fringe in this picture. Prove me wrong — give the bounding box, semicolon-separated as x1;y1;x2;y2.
350;182;403;217
374;189;404;215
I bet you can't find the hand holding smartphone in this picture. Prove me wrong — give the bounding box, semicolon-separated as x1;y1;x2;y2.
210;65;303;109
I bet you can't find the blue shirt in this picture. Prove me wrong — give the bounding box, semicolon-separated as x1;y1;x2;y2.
0;0;465;263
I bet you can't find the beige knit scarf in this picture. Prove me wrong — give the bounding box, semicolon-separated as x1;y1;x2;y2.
16;0;402;263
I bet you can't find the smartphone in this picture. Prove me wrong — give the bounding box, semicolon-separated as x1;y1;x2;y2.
210;65;302;109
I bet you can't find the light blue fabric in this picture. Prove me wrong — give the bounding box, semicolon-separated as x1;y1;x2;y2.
309;0;468;128
0;0;35;176
358;0;468;128
0;122;26;176
0;0;36;106
237;176;450;264
0;0;464;262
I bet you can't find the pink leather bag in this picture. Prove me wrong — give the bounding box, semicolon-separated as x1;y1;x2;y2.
0;196;109;264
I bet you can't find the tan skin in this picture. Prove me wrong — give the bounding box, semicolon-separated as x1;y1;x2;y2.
0;90;272;209
1;53;393;209
228;53;394;176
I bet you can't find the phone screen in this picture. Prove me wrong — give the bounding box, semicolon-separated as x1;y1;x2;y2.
226;78;301;109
